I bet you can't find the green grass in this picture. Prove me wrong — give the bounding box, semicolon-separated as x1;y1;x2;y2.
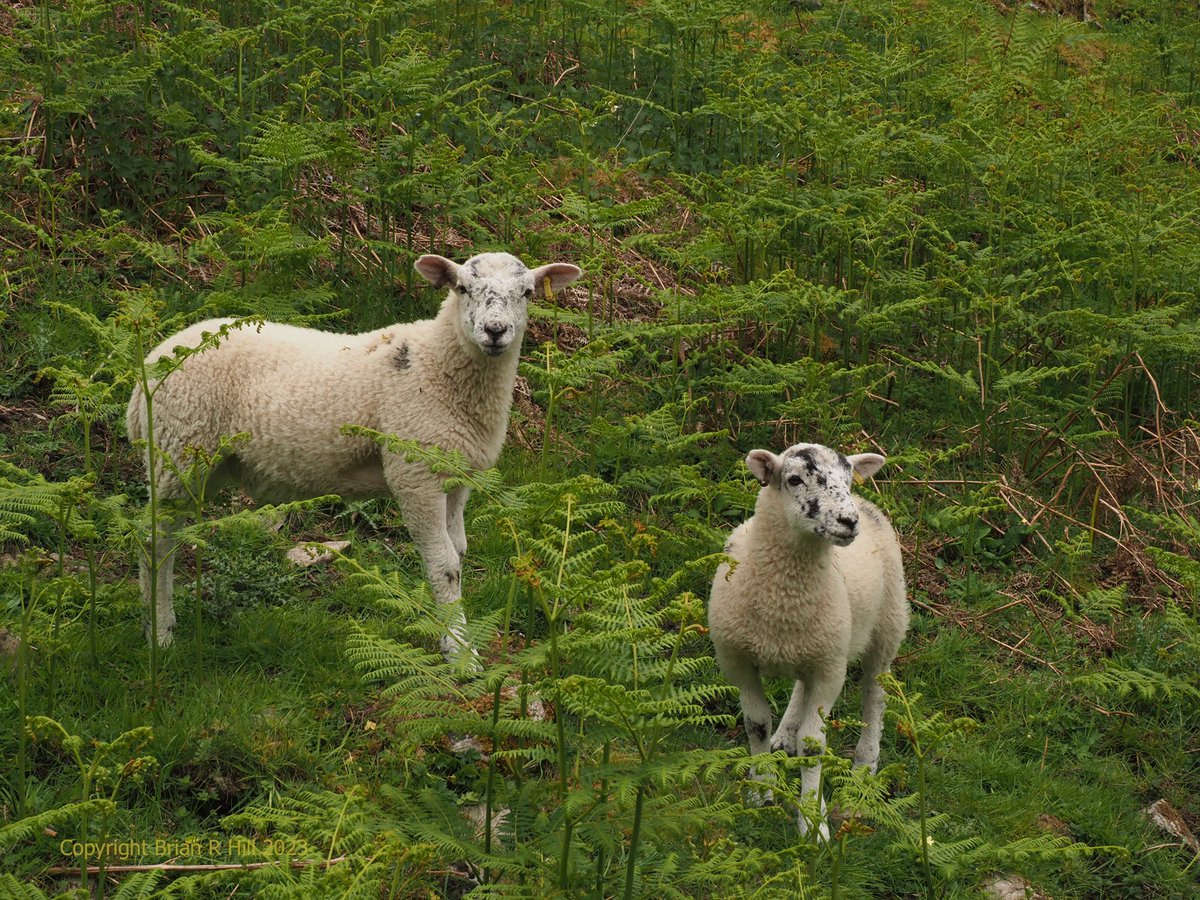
2;0;1200;896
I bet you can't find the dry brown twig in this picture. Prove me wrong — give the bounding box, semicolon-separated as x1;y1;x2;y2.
46;855;348;876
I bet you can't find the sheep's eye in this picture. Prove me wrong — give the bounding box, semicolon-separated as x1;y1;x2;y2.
458;283;471;295
787;474;802;487
522;287;533;299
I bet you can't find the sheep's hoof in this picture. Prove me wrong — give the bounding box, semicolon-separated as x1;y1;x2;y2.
143;619;175;648
769;733;797;756
450;734;485;756
852;755;880;774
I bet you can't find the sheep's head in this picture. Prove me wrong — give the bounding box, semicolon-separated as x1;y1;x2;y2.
415;252;582;357
746;444;886;546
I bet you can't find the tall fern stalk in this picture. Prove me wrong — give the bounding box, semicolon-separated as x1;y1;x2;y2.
16;565;34;818
623;783;647;900
483;522;524;881
131;317;163;703
83;421;99;665
547;496;575;890
894;682;935;898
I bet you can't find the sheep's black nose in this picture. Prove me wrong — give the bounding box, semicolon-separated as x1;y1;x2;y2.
836;515;858;530
484;323;506;341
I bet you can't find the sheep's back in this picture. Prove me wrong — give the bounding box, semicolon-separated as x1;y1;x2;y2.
135;318;405;500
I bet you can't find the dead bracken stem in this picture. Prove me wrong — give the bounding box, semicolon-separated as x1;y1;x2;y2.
46;855;348;875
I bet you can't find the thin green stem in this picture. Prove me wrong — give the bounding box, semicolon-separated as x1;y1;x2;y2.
917;754;933;899
484;528;522;883
134;324;161;705
535;498;574;889
83;416;98;666
622;782;646;900
830;834;844;900
17;570;31;818
548;607;572;890
592;739;612;898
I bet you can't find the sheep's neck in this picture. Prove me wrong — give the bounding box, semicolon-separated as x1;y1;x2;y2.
754;499;831;558
748;490;835;609
425;297;521;437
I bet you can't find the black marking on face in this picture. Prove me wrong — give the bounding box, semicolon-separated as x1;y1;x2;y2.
468;260;479;276
794;447;819;474
806;498;821;518
749;721;768;742
393;343;409;370
816;472;828;487
838;453;851;471
444;569;459;585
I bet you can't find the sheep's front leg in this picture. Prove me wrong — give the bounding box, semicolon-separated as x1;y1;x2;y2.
719;654;776;802
139;508;181;647
792;666;846;841
395;480;481;672
770;681;805;755
445;486;470;565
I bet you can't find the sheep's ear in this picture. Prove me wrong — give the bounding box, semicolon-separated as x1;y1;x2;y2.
746;450;780;487
415;254;460;288
529;262;582;298
848;453;886;480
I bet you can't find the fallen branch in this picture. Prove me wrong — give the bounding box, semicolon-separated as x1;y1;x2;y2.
46;855;348;876
978;632;1064;676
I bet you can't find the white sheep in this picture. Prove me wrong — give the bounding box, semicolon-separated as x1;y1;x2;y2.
708;443;908;839
126;251;582;667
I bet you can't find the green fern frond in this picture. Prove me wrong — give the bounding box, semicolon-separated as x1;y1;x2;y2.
1074;666;1200;703
345;625;459;696
1080;585;1127;624
248;117;333;170
0;874;53;900
0;799;117;849
110;870;167;899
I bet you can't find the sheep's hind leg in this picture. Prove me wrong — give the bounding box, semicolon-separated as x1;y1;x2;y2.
395;478;481;672
852;644;893;774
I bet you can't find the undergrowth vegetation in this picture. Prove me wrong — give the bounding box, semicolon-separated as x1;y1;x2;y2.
1;0;1198;896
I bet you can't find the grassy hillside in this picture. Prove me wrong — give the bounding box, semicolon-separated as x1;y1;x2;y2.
1;0;1198;896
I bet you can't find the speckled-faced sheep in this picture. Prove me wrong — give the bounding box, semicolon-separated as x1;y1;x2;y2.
708;443;908;839
126;251;582;667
